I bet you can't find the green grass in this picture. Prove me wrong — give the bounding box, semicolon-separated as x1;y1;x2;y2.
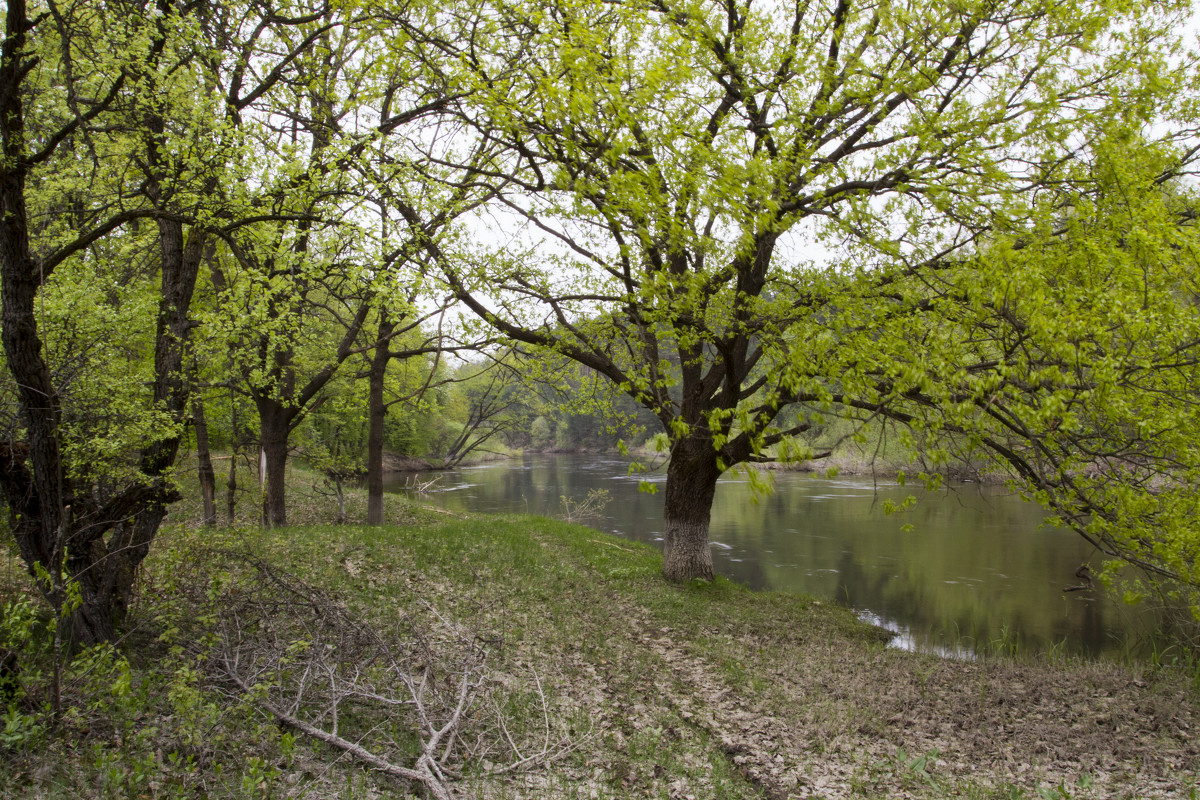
0;493;869;800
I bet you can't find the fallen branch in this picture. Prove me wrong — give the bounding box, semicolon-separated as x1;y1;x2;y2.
405;474;443;495
590;539;636;553
224;664;456;800
558;488;611;522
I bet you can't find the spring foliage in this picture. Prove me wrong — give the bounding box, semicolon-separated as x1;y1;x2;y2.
436;0;1200;593
1;0;1200;635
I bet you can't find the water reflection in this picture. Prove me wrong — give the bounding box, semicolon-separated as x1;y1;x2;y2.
383;454;1158;657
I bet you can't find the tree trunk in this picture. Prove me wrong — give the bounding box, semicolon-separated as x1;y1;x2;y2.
0;5;99;644
94;222;204;630
226;448;238;526
193;394;217;525
661;435;722;582
366;312;395;525
66;537;117;644
258;400;291;527
0;0;67;604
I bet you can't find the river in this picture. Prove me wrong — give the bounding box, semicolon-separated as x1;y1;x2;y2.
383;453;1159;658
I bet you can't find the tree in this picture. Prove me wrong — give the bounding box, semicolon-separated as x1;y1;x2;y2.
437;354;537;465
444;0;1200;583
869;131;1200;616
203;0;503;527
0;0;233;643
0;0;356;641
363;304;422;524
360;301;475;522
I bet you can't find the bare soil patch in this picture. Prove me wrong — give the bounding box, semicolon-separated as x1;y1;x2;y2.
615;613;1192;798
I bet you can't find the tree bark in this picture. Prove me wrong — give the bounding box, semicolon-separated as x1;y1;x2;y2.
334;479;347;524
258;399;292;527
2;2;207;644
99;223;206;623
366;311;395;525
193;393;217;525
65;535;117;643
0;2;110;644
661;435;722;582
226;441;238;526
1;0;68;602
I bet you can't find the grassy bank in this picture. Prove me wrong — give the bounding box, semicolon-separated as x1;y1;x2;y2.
2;471;1198;799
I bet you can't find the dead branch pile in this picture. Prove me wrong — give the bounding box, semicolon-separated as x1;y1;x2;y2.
185;551;575;799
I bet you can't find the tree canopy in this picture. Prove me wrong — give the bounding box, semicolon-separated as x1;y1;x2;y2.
441;0;1200;587
2;0;1200;644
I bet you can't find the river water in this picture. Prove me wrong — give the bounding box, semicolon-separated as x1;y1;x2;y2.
384;453;1158;658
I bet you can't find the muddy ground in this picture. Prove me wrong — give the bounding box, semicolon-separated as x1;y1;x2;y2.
609;614;1196;798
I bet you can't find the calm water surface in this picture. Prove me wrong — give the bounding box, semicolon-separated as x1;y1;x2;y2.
385;454;1158;657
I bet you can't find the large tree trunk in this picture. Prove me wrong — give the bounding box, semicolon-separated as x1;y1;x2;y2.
661;435;722;582
66;535;118;643
258;400;292;527
1;0;67;601
99;223;205;623
226;449;238;526
4;4;203;644
366;312;395;525
0;3;100;644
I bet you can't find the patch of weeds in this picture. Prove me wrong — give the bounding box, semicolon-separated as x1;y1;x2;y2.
0;702;46;750
914;662;938;697
988;625;1021;660
239;755;281;799
1146;639;1200;693
1;553;316;799
638;724;758;800
886;746;944;794
603;563;657;580
851;760;889;797
0;598;49;753
1044;637;1071;665
720;656;750;688
1035;772;1100;800
1037;782;1076;799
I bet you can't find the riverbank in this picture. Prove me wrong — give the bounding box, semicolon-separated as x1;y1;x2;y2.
381;449;517;472
623;434;1002;483
386;424;994;482
2;480;1196;799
